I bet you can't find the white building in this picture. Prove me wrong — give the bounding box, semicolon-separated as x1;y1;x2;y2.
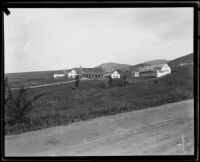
111;71;120;79
53;73;65;79
133;64;171;78
104;70;121;79
68;69;78;79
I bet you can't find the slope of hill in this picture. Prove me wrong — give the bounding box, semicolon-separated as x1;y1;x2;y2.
5;64;193;135
168;53;193;66
144;59;168;65
5;69;68;88
96;62;131;72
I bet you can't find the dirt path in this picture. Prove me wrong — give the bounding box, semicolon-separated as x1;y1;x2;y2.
5;100;194;156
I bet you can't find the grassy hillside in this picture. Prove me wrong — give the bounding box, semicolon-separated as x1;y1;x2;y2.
168;53;193;66
5;70;70;88
144;59;168;65
5;65;193;135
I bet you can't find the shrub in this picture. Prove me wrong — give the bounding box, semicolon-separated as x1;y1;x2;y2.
99;82;106;88
4;78;46;125
111;79;124;87
154;80;158;84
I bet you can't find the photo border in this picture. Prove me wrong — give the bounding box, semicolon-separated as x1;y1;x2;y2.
1;1;199;161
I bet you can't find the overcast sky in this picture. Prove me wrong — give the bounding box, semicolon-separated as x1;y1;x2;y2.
4;8;193;73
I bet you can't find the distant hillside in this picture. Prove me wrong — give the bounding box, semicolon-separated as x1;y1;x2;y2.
144;59;168;65
168;53;193;66
5;69;65;83
96;62;131;72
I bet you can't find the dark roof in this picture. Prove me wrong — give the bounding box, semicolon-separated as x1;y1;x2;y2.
66;68;104;74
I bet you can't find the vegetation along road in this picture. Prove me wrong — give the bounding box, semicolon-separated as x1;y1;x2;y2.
5;99;194;156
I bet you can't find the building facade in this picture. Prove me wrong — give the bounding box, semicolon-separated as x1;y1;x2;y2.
68;69;78;79
81;68;104;79
67;68;104;79
103;70;121;79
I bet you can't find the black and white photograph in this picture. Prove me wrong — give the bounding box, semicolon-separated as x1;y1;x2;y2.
2;3;198;158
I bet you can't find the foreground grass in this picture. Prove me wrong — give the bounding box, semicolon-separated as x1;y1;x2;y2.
5;66;193;135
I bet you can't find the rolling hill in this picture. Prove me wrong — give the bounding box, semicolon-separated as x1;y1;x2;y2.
144;59;168;65
167;53;193;66
5;70;64;82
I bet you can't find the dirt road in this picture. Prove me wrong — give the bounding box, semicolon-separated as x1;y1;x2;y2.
5;100;194;156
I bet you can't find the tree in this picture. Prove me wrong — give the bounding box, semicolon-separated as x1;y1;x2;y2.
123;75;127;85
108;75;112;87
75;75;80;89
4;77;46;125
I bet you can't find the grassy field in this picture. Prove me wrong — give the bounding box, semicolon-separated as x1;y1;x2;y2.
4;65;193;135
5;70;72;88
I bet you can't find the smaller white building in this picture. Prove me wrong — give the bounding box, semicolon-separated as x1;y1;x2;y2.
111;71;120;79
68;69;78;79
53;73;65;79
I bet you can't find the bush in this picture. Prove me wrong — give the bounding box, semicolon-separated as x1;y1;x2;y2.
112;79;124;87
4;78;46;125
99;82;106;88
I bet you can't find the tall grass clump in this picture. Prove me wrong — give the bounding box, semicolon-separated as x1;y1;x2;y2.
4;77;46;132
